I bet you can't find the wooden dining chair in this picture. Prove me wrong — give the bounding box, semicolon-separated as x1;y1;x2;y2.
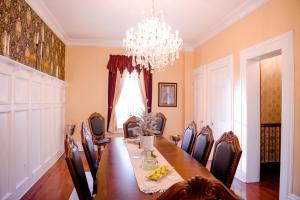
88;112;110;145
66;124;76;136
210;131;242;188
154;112;167;136
81;122;98;181
65;134;94;200
181;121;197;154
157;176;240;200
123;116;139;138
191;125;214;166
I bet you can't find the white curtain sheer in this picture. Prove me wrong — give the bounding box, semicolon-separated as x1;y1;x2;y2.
137;72;147;109
108;71;127;132
115;70;146;130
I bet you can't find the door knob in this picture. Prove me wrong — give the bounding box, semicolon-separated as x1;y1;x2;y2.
210;122;214;126
200;120;204;123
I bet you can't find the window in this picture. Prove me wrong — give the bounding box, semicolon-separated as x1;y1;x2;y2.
115;71;145;129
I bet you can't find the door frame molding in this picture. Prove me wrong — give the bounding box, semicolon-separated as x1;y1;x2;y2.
193;66;207;128
239;31;295;200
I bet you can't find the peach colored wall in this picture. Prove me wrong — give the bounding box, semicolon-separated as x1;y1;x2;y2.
65;46;124;141
192;0;300;195
152;53;185;140
65;46;188;142
183;52;195;126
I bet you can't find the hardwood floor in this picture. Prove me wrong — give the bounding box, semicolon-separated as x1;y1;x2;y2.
21;153;89;200
22;153;279;200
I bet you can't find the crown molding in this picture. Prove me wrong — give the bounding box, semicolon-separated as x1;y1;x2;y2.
65;38;194;52
193;0;268;49
25;0;68;43
182;44;195;52
65;38;123;47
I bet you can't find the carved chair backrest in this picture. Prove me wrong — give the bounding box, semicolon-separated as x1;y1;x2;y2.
88;112;105;140
210;131;242;188
65;134;92;200
181;121;197;154
123;116;139;138
154;112;167;136
81;122;98;181
157;176;240;200
191;125;214;166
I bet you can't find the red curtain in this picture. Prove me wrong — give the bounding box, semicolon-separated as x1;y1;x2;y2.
107;71;117;131
143;69;152;113
106;55;152;131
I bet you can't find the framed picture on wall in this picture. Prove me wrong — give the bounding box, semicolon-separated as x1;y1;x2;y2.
158;82;177;107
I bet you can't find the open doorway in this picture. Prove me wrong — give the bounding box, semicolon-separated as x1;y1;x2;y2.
260;55;281;193
239;32;294;199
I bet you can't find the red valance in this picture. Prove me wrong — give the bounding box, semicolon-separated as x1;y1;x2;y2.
106;54;153;131
107;55;145;75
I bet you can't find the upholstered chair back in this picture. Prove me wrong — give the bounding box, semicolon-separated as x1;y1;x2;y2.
81;122;98;181
181;121;197;154
191;126;214;166
210;131;242;188
154;112;167;136
65;134;92;200
88;112;105;140
123;116;139;138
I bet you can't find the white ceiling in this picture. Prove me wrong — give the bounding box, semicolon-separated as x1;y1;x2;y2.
26;0;267;49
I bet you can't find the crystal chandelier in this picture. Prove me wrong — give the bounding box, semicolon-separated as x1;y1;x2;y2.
123;0;183;72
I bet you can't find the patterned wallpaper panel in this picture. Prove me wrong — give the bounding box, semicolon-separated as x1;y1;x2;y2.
260;55;282;124
0;0;65;80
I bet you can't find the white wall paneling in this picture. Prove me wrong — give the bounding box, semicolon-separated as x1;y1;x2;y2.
0;55;66;200
0;112;11;200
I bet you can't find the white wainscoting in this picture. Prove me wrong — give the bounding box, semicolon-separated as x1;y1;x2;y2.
0;55;66;200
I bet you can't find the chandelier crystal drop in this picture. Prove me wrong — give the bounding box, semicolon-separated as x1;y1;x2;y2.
123;1;183;72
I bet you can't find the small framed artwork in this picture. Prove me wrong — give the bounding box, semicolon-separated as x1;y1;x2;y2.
158;82;177;107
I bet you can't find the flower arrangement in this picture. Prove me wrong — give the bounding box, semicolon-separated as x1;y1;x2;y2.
134;112;160;136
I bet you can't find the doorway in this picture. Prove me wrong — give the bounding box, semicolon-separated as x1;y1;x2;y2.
239;32;294;199
260;55;282;193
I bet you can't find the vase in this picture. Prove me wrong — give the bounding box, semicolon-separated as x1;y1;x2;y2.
140;135;154;150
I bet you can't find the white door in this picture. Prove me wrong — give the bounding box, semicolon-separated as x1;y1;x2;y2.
193;68;206;129
207;57;233;157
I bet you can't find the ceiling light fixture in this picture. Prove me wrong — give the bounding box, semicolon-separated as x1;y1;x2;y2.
123;0;183;72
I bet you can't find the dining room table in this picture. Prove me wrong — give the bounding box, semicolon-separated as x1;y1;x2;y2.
94;136;220;200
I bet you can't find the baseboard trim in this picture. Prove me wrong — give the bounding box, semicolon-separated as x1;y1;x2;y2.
289;193;300;200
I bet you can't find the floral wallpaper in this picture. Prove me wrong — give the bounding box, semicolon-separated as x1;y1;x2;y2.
260;55;282;163
260;55;282;124
0;0;65;80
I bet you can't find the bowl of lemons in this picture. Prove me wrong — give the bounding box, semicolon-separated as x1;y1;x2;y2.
147;165;172;181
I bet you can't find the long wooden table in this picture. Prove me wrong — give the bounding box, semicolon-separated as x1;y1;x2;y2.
94;136;217;200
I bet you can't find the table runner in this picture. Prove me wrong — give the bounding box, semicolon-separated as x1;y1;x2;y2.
124;139;184;193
